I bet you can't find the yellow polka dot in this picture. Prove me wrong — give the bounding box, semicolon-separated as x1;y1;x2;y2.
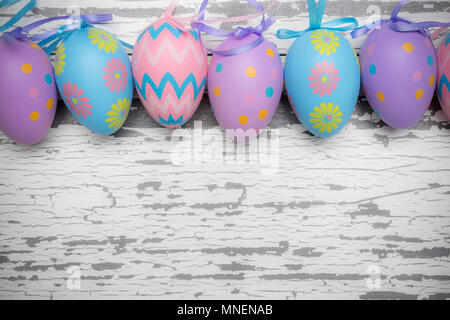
429;74;435;87
377;92;385;102
402;42;414;52
266;48;275;57
258;109;268;120
246;67;256;78
416;89;424;99
46;98;54;110
239;115;249;125
29;42;40;50
214;86;221;97
21;64;32;74
30;112;39;121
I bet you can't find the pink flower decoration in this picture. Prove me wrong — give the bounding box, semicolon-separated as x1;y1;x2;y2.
308;61;340;97
63;81;93;118
102;58;128;93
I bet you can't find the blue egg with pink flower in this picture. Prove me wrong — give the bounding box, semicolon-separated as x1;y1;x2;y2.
283;28;360;138
54;26;133;135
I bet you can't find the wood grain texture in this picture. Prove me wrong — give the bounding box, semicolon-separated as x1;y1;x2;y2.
0;96;449;300
0;0;450;300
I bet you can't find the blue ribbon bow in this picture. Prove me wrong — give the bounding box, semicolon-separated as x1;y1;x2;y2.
352;0;450;39
276;0;358;39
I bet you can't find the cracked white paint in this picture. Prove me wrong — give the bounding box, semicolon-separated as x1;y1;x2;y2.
0;97;449;299
0;0;449;300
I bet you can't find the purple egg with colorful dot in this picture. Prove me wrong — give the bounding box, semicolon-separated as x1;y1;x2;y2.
360;22;437;129
0;38;57;145
208;34;283;138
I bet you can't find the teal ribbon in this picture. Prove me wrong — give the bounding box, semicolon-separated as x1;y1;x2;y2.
0;0;36;33
352;0;450;39
2;13;134;55
39;17;133;56
38;19;97;55
276;0;358;39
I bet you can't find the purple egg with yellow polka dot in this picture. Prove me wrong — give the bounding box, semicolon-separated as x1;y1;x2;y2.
0;38;57;145
360;22;437;129
208;34;283;139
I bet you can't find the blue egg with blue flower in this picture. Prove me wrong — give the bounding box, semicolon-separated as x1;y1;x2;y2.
54;26;133;135
284;29;360;138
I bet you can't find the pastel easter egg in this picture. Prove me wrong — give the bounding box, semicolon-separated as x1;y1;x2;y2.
284;29;360;138
359;22;437;128
208;34;283;138
55;27;133;135
132;18;207;128
437;33;449;119
0;38;57;145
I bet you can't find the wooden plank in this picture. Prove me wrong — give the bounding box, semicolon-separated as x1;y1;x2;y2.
1;0;449;52
0;97;449;299
0;0;449;300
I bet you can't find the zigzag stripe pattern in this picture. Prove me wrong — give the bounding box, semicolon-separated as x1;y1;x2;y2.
438;74;449;101
137;22;199;43
133;36;206;70
134;72;206;101
147;93;196;118
143;93;198;128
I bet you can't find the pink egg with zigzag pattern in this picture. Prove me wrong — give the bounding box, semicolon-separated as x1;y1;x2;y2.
132;17;207;128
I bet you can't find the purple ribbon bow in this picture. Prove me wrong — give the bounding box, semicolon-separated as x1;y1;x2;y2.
2;14;112;42
191;0;276;56
352;0;450;39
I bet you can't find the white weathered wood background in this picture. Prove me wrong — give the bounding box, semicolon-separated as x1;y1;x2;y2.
0;0;450;300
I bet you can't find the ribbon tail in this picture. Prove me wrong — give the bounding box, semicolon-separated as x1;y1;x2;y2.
264;16;276;31
277;1;358;40
208;36;264;56
37;32;59;47
193;0;276;56
43;38;61;56
191;0;276;25
308;0;327;29
81;14;113;25
391;20;450;33
351;18;388;39
390;0;449;34
351;26;371;39
191;22;234;38
276;28;305;39
391;0;410;22
164;0;179;17
0;0;36;33
321;17;359;32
